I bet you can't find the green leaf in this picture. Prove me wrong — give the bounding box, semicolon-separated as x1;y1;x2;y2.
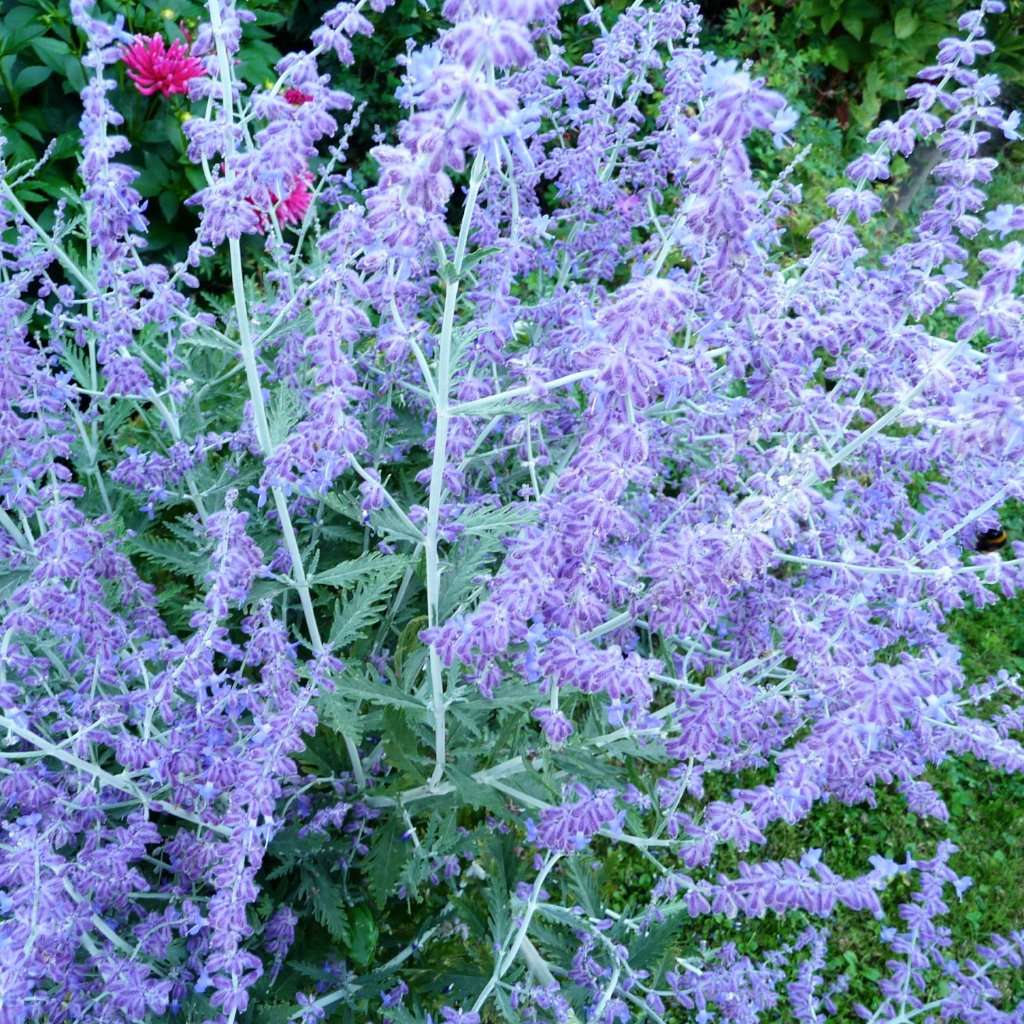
393;614;428;681
267;384;304;447
253;1005;295;1024
628;909;688;982
0;570;30;603
347;905;379;966
842;0;881;18
364;815;410;905
447;766;507;815
381;707;428;781
455;503;536;538
6;20;44;48
237;38;282;85
328;563;408;650
822;42;850;72
299;865;351;944
460;245;500;274
316;689;363;746
15;119;43;142
840;14;864;39
565;854;602;917
439;535;504;620
126;535;203;577
870;21;895;44
29;36;70;73
14;65;51;93
3;6;38;31
820;9;840;31
314;550;409;589
893;8;919;39
333;673;424;711
158;191;179;221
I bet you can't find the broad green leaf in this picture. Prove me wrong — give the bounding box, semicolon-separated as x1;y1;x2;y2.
840;14;864;39
158;191;179;221
14;66;51;93
893;8;919;39
347;906;379;966
3;6;38;31
29;36;70;73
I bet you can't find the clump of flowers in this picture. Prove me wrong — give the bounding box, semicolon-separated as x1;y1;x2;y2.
2;0;1024;1022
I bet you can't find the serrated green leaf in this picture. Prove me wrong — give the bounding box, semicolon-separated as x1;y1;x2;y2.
628;909;688;982
126;535;202;576
335;673;424;710
328;566;408;649
565;855;602;917
365;815;410;905
298;865;351;943
439;535;503;620
267;385;304;448
314;551;409;589
455;503;536;538
447;766;507;815
316;689;363;746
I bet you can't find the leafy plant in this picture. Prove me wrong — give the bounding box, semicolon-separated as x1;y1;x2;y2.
3;1;1024;1023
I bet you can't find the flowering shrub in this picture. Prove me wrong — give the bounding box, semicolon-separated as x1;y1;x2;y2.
3;0;1024;1022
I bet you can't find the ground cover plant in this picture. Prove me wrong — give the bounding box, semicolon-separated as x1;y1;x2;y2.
3;1;1024;1023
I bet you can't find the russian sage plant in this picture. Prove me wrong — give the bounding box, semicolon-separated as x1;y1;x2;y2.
2;0;1024;1022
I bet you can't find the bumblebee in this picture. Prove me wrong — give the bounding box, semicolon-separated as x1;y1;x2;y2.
975;527;1008;553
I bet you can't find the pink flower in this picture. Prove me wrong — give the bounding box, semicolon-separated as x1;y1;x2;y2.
251;173;314;232
284;88;313;106
122;34;205;97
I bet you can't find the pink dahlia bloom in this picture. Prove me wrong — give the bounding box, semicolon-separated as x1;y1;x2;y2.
122;34;205;97
252;173;314;232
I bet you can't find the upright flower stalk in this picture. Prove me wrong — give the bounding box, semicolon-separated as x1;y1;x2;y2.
424;150;488;789
206;0;364;786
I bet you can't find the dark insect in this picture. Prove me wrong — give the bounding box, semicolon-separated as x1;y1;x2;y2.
975;527;1008;553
